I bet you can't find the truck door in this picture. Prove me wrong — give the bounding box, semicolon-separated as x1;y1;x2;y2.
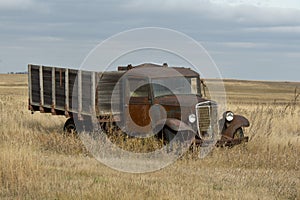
125;78;152;133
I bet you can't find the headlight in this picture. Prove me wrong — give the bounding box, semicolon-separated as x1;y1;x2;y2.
225;111;234;122
189;114;196;123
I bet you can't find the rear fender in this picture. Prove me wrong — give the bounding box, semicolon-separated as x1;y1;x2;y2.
221;115;250;139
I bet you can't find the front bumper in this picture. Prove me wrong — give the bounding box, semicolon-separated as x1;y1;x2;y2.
193;135;249;147
216;136;249;147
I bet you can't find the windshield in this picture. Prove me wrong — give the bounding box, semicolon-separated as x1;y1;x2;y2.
152;76;200;97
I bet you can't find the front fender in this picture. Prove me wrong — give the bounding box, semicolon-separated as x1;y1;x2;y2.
221;115;250;139
153;118;198;145
154;118;195;133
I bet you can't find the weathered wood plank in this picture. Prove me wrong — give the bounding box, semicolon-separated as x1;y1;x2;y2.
65;68;69;110
52;67;56;107
43;67;52;106
28;64;32;105
91;71;96;114
78;70;82;115
39;66;44;106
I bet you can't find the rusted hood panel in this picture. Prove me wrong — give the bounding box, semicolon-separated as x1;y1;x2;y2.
154;95;208;107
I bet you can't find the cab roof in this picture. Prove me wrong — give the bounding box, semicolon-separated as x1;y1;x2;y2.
117;63;200;78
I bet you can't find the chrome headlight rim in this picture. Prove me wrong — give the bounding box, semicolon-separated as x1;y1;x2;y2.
188;114;196;123
225;111;234;122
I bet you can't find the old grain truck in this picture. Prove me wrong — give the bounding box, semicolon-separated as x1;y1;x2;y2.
28;63;249;147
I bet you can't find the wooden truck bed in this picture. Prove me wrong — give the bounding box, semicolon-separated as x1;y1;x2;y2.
28;64;124;117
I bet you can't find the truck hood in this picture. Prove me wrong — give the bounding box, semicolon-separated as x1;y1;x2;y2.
153;94;209;108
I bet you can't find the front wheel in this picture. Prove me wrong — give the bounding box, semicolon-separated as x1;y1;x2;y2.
159;126;176;144
159;127;194;145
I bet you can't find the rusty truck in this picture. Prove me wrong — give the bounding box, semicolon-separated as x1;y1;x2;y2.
28;63;250;147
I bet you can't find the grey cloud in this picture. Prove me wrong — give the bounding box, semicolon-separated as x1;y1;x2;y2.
0;0;299;81
123;0;300;25
0;0;34;10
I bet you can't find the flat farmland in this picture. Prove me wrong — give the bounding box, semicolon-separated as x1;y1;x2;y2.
0;74;299;199
223;79;300;104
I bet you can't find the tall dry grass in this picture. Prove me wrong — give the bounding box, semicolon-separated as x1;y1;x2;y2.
0;75;299;199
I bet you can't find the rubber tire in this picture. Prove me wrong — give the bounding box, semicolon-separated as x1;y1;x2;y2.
158;126;176;144
63;118;76;134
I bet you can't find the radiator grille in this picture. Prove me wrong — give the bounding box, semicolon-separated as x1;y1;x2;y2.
196;102;218;133
197;106;210;131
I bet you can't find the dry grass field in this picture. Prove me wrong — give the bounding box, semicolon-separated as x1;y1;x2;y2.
0;74;299;199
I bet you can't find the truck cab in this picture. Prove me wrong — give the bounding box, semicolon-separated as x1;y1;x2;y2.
108;63;249;146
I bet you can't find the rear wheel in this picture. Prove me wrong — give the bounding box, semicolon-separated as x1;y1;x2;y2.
63;118;76;134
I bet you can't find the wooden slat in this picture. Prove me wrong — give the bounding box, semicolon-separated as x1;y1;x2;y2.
68;70;77;110
55;69;65;108
52;67;56;108
39;65;44;106
78;70;82;115
42;67;52;106
65;68;69;110
31;66;40;104
91;72;96;114
28;64;32;105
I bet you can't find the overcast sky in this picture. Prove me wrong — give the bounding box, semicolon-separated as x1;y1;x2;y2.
0;0;299;81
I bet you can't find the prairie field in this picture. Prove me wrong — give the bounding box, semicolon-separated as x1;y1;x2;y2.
0;74;299;199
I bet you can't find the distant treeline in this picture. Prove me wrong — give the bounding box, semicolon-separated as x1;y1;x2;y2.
7;71;28;74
